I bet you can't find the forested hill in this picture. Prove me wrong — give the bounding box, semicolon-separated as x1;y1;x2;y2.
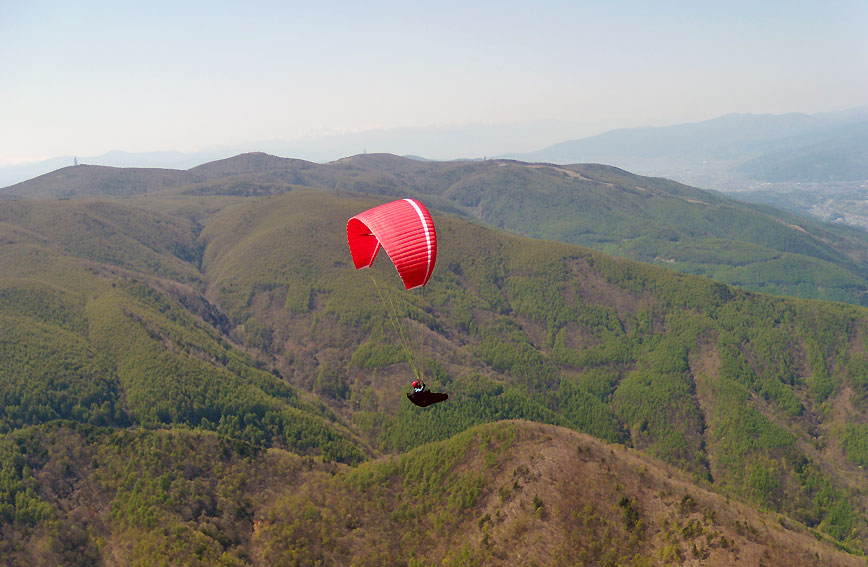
6;152;868;305
4;188;868;562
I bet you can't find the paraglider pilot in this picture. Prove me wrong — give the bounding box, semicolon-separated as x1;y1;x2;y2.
407;379;447;407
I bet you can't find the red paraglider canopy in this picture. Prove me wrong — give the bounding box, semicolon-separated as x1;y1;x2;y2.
347;198;437;289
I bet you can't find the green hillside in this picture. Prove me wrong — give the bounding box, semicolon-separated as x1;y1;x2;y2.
0;200;363;464
8;152;868;304
3;188;868;562
195;191;868;543
183;152;868;304
0;199;203;283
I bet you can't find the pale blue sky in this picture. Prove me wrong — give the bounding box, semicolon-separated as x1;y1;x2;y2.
1;0;866;165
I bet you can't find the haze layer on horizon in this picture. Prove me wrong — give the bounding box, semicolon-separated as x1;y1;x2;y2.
2;0;866;166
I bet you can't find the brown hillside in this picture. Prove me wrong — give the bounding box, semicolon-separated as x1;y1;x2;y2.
254;421;861;566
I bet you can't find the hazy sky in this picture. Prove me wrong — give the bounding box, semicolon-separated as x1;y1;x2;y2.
2;0;866;165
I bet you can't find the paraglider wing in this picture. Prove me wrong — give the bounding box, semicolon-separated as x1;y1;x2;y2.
407;391;449;407
347;198;437;289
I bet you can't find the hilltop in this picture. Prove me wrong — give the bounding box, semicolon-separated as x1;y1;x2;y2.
0;164;202;198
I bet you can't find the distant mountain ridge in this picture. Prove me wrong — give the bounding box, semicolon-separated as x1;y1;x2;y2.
737;121;868;182
516;113;823;161
0;121;579;188
507;107;868;188
3;107;864;190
